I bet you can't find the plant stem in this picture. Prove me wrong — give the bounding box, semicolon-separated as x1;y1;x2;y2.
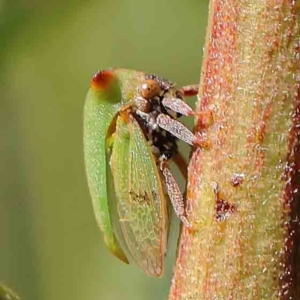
170;1;300;299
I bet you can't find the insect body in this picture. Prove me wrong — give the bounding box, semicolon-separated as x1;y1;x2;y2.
84;69;198;276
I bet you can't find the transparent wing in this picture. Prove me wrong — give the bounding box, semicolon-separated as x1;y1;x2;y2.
109;111;169;277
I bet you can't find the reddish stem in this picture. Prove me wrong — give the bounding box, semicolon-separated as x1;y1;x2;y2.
170;1;300;299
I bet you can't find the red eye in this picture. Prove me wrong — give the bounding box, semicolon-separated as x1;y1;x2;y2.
140;79;161;99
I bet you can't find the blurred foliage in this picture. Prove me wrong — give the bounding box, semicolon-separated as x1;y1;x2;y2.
0;1;208;299
0;283;21;300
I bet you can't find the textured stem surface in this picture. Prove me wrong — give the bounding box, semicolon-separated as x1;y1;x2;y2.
170;1;300;299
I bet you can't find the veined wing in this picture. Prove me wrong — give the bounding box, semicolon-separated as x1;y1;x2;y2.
109;111;169;277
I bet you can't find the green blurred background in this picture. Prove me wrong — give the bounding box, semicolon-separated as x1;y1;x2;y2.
0;1;208;299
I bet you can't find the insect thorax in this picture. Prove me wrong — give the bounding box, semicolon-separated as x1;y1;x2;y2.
132;74;183;161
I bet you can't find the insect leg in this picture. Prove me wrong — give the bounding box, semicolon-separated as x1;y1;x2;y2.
156;113;197;145
135;96;150;113
162;97;194;116
162;93;214;128
159;160;191;228
135;109;149;121
180;84;199;97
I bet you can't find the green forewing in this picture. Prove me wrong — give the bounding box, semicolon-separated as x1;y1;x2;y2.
84;69;146;263
109;112;169;277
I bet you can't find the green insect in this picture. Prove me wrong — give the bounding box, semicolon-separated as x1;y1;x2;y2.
84;69;199;277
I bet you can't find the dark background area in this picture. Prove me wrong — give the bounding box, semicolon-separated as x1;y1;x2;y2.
0;1;208;299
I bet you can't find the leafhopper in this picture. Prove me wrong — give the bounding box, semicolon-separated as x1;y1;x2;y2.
84;69;199;276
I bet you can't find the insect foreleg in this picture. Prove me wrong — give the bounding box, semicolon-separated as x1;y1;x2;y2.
161;97;194;116
179;84;199;97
